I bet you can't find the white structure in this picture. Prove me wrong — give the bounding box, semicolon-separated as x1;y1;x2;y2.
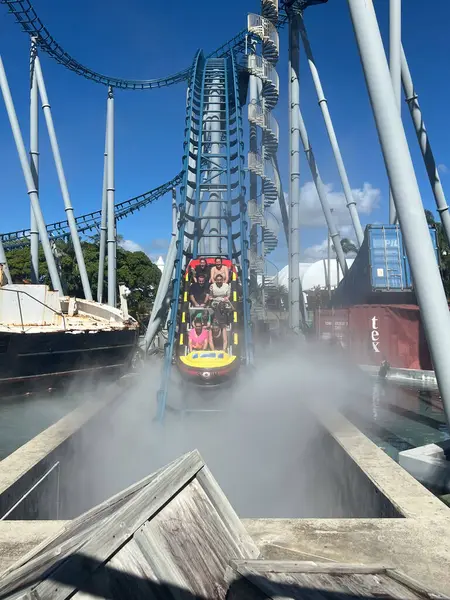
155;256;165;274
276;258;355;304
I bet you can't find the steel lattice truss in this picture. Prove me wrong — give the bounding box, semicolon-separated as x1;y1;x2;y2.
1;173;183;249
1;0;289;90
0;0;291;247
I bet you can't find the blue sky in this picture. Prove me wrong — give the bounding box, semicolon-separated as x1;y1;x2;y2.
1;0;450;269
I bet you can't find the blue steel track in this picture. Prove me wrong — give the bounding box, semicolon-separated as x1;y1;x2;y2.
156;49;252;415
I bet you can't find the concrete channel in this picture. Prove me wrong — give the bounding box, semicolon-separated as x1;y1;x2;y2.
0;377;449;594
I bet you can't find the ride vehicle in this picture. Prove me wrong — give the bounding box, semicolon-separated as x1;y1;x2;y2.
176;257;242;386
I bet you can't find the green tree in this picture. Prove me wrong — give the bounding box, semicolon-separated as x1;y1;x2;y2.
331;237;358;256
424;209;450;296
5;239;161;324
340;238;358;255
305;285;330;311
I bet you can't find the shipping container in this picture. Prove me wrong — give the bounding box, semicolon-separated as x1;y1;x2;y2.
331;224;439;307
314;305;432;370
314;308;349;347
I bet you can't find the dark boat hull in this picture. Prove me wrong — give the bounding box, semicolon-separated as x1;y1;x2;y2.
0;327;139;397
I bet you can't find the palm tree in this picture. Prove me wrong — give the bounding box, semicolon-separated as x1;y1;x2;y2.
340;238;358;255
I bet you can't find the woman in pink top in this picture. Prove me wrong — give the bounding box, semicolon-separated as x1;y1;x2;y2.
188;320;209;351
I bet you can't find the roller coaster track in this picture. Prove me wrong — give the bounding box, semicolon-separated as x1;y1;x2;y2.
157;49;252;416
1;0;289;90
1;172;183;250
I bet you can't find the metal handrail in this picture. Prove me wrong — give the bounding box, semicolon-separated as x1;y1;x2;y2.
0;287;67;332
0;461;60;520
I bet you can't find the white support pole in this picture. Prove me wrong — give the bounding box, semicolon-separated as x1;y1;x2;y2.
298;16;364;247
97;126;108;303
34;56;93;300
288;12;301;333
389;0;401;224
401;46;450;245
297;107;347;274
29;37;39;283
106;87;116;307
171;188;177;236
0;56;63;294
347;0;450;428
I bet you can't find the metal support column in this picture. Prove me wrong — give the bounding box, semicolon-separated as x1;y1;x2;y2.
106;87;116;307
97;126;108;303
29;37;39;283
347;0;450;426
249;74;259;259
299;15;364;247
34;57;92;300
401;46;450;245
0;240;11;285
0;56;62;293
297;107;347;274
288;11;301;332
172;187;177;236
389;0;401;224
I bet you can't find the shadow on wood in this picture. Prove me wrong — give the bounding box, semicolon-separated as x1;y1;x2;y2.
1;554;447;599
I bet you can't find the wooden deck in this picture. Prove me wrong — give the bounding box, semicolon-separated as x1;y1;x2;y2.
0;450;259;599
226;560;450;599
0;449;448;599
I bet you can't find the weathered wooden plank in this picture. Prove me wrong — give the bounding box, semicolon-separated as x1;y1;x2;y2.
334;573;420;600
0;526;99;598
31;450;204;600
240;570;299;600
229;559;389;574
386;569;450;599
106;539;161;600
134;525;192;600
196;465;259;559
229;563;444;600
70;541;161;600
225;565;267;600
135;477;254;600
0;461;169;583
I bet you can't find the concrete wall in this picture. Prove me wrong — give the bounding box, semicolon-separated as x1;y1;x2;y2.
0;387;413;521
0;377;135;521
315;410;446;519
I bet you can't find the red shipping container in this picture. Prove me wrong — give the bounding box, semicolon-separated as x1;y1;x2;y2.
347;305;431;370
314;305;432;370
314;309;349;348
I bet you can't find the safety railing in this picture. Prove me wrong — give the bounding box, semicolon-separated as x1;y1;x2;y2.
247;14;280;54
0;461;60;520
247;54;279;95
0;287;66;332
247;103;279;143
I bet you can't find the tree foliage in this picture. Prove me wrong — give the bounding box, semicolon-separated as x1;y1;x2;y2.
340;237;358;255
305;285;330;311
424;209;450;296
5;239;161;326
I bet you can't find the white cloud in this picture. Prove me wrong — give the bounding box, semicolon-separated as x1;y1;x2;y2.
119;239;145;253
303;239;330;261
151;238;169;250
276;180;380;233
303;225;358;262
438;163;449;175
297;180;380;227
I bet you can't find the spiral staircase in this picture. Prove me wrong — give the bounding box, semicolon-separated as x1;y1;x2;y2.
247;0;281;319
